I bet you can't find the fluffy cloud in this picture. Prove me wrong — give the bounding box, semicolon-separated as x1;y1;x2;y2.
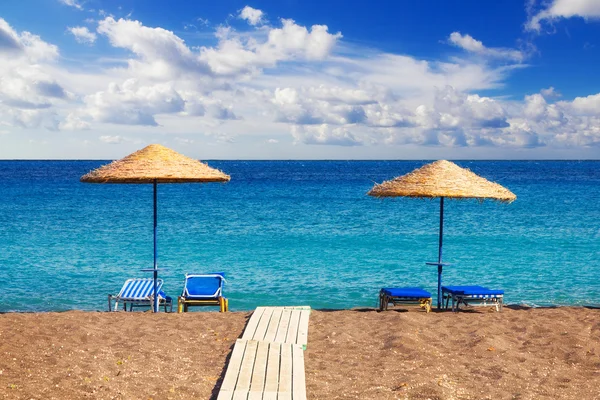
96;16;341;79
291;124;363;146
0;18;58;62
239;6;265;26
448;32;525;62
0;18;68;129
2;7;600;156
68;26;97;44
58;0;82;10
526;0;600;31
97;17;204;80
199;19;342;76
82;79;185;126
99;135;124;144
567;93;600;116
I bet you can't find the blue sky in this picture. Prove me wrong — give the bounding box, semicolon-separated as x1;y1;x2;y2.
1;0;600;159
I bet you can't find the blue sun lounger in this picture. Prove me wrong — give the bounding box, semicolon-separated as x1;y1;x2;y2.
108;278;173;312
379;287;432;312
177;273;228;312
442;285;504;312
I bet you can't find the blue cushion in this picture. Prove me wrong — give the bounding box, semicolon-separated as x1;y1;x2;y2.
442;285;504;296
381;287;431;298
184;273;225;298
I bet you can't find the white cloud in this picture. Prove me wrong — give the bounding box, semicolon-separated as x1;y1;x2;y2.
568;93;600;116
0;18;68;130
526;0;600;31
68;26;97;45
199;19;342;76
58;0;83;10
97;17;202;79
2;10;600;158
239;6;265;26
95;16;341;80
60;112;90;130
291;124;363;146
0;18;58;62
83;79;185;126
448;32;525;62
540;86;561;99
99;135;124;144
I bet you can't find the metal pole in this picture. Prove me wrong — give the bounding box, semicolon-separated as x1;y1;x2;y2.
153;180;159;313
437;197;444;309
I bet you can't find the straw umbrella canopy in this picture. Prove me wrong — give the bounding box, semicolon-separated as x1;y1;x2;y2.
81;144;230;312
368;160;515;309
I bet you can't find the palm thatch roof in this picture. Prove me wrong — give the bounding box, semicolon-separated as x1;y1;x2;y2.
368;160;516;202
80;144;230;184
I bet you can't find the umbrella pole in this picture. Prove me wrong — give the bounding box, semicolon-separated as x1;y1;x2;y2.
153;179;159;313
437;197;444;309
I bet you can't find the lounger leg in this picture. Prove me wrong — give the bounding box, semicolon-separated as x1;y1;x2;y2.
382;294;389;311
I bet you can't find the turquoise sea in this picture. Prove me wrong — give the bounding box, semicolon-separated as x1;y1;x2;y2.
0;160;599;312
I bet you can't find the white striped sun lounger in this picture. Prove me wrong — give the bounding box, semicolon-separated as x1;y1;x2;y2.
108;278;173;312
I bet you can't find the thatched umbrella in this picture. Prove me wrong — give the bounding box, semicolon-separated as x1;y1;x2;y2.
81;144;230;312
368;160;515;309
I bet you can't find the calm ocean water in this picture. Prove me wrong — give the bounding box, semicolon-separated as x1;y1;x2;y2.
0;160;599;312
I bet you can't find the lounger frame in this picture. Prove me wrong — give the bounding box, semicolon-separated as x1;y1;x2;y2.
177;273;229;313
442;290;503;312
379;290;432;313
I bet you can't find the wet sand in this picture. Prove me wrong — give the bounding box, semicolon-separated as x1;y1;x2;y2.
0;307;598;399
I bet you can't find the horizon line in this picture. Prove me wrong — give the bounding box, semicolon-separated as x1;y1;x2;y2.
2;158;600;162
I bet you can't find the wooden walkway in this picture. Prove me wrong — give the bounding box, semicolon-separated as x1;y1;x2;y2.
217;306;310;400
241;306;311;350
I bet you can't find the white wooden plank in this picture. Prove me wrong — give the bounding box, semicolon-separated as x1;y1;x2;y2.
232;390;248;400
278;343;293;400
263;307;283;343
248;341;269;399
247;392;261;400
242;307;266;340
217;339;248;400
274;309;292;344
262;392;277;400
286;310;301;345
292;345;307;400
264;342;281;399
235;340;258;395
252;307;274;341
296;310;310;349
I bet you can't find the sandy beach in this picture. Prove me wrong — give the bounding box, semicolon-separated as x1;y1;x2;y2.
1;307;599;400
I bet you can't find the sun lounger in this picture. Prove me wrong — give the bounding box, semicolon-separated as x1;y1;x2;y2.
177;272;228;312
442;285;504;312
379;287;432;312
108;278;173;312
